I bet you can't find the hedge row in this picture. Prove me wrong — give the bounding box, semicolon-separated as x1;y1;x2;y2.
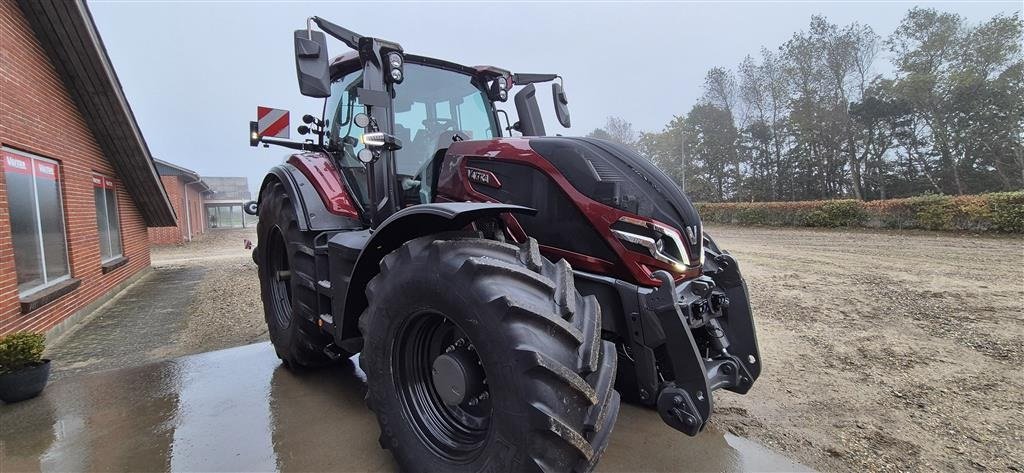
696;192;1024;233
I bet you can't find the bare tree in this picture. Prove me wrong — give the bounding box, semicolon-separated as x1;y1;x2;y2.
587;116;638;147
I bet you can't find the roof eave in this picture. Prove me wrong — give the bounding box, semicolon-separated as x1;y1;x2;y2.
17;0;177;227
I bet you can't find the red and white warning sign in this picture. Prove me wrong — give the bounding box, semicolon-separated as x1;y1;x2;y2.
257;106;290;139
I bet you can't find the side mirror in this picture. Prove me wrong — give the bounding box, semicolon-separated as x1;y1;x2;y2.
513;84;545;136
294;30;331;98
552;82;570;128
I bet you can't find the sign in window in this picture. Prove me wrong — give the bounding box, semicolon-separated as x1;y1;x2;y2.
2;148;70;295
93;174;123;262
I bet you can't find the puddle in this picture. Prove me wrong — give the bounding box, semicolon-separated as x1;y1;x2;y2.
0;342;806;472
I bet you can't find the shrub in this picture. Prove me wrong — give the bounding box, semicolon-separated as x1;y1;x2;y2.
697;191;1024;233
0;332;46;374
910;194;955;230
803;200;866;227
988;192;1024;233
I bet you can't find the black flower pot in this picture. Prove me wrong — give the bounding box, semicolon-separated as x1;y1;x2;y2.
0;359;51;403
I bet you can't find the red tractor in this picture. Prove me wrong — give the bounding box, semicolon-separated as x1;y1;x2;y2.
248;17;760;472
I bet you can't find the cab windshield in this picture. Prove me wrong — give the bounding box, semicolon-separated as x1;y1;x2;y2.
391;63;498;175
326;63;498;177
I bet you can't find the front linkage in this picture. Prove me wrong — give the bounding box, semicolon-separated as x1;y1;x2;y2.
581;241;761;436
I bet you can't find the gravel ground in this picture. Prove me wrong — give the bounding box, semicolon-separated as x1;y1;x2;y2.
151;228;267;354
703;224;1023;473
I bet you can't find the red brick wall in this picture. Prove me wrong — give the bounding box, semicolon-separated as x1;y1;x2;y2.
148;175;206;245
0;0;153;335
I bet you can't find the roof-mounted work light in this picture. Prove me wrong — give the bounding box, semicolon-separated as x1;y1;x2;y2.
385;51;404;84
488;74;510;102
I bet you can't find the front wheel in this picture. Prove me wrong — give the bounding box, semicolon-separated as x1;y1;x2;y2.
255;180;336;368
359;236;620;472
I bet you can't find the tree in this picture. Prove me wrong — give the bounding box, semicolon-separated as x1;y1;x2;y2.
684;104;741;201
587;116;638;147
625;8;1023;202
637;116;686;187
886;8;1024;194
585;127;613;141
738;49;791;200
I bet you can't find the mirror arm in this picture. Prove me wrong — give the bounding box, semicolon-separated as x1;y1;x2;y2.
512;73;559;85
312;17;363;51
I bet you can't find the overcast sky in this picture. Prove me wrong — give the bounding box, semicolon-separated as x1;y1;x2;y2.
88;1;1019;194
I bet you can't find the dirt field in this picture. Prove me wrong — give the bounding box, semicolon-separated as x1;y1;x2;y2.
703;225;1024;472
151;228;266;353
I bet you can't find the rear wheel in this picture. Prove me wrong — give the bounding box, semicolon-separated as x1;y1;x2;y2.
359;236;620;472
256;180;335;368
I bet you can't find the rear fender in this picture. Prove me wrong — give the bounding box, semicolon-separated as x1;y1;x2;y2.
334;202;536;351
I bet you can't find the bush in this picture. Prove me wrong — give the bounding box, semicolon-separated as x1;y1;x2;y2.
803;200;866;227
0;332;46;374
988;192;1024;233
697;191;1024;233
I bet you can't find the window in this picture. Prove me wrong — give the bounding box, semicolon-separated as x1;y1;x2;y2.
392;64;498;176
325;69;369;204
206;204;248;228
93;174;123;262
326;64;499;178
2;148;70;295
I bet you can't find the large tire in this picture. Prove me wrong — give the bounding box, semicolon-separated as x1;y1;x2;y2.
359;236;620;472
256;180;334;368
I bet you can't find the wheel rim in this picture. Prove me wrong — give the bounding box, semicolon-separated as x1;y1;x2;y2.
393;311;491;463
266;227;292;329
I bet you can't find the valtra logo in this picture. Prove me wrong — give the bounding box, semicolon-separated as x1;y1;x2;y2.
35;161;56;179
4;154;28;171
466;167;501;189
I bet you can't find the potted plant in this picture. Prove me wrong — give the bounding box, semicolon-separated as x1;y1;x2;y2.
0;332;51;403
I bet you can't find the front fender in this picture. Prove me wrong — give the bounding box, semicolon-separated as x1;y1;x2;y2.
335;202;536;349
257;162;362;232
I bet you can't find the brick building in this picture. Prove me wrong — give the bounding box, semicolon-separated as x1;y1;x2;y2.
0;0;176;336
148;159;211;245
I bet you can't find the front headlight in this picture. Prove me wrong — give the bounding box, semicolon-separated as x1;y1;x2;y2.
610;216;699;270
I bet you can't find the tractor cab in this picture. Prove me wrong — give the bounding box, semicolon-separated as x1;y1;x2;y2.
250;17;569;226
325;53;505;208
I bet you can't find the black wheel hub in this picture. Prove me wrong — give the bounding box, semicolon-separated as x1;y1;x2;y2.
432;349;486;406
394;312;491;463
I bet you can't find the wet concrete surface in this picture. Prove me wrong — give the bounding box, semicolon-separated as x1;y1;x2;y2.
1;342;808;472
45;266;206;381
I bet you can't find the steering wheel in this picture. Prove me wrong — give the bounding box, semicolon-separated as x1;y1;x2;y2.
424;118;457;133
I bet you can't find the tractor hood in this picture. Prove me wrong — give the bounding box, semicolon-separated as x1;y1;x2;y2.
528;137;704;261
